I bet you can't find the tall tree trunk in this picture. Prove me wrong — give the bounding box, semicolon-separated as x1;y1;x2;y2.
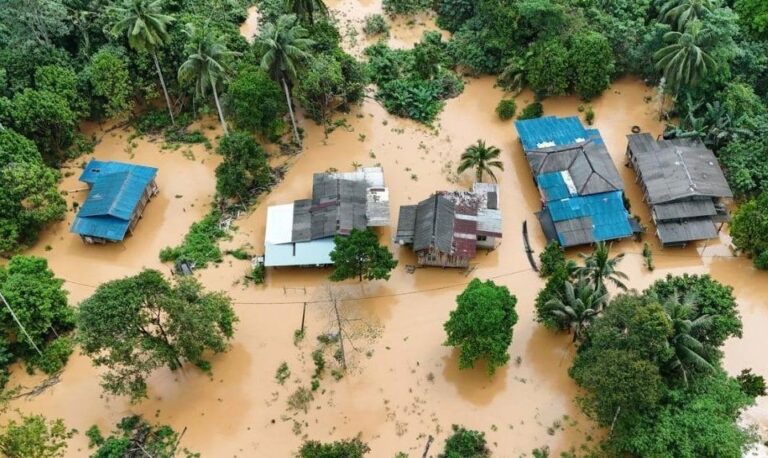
282;77;301;144
212;83;228;135
476;167;483;183
152;51;176;127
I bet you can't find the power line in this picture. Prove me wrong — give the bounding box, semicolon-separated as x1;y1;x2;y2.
0;291;43;357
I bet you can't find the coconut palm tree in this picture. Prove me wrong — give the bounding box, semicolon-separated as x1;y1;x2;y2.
654;21;717;92
547;280;608;342
662;295;715;384
254;14;315;144
178;24;237;134
111;0;176;125
658;0;716;31
285;0;328;26
456;140;504;183
576;241;628;295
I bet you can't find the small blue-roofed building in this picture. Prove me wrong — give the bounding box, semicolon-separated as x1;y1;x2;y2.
514;116;637;247
71;159;159;244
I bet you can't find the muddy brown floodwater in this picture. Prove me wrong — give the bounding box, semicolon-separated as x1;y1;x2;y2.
4;3;768;457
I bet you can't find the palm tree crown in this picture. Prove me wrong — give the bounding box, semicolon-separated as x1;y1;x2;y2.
547;280;608;342
111;0;174;51
178;24;237;134
654;21;717;91
576;241;628;295
254;14;315;144
285;0;329;26
661;294;715;384
456;140;504;183
658;0;716;31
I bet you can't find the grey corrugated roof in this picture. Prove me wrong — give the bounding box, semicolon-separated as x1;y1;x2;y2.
628;135;733;203
292;199;312;242
656;219;718;245
526;140;623;196
395;205;417;243
477;208;502;237
554;216;595;247
413;197;437;252
653;200;717;221
434;196;455;253
412;195;456;254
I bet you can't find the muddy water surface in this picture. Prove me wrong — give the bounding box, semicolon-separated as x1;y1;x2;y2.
5;4;768;457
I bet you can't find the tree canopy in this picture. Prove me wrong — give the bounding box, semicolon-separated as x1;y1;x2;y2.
444;279;518;375
77;269;237;402
329;229;397;282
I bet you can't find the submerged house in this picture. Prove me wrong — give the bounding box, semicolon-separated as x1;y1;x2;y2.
394;183;502;268
264;167;389;267
71;159;159;244
515;116;636;247
626;133;732;246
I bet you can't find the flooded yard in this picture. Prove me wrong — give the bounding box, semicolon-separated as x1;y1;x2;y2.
5;2;768;457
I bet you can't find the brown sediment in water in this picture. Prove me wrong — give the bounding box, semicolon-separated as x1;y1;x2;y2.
4;4;768;457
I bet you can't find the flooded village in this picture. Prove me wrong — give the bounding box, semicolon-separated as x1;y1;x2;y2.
2;0;768;457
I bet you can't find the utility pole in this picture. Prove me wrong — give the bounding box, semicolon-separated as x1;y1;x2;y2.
0;291;43;357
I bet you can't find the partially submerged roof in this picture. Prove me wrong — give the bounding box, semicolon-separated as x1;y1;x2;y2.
627;133;732;204
515;117;632;247
264;167;390;267
71;160;157;241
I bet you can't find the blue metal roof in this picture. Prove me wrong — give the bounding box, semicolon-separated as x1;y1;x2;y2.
515;116;632;246
71;160;157;241
264;238;335;267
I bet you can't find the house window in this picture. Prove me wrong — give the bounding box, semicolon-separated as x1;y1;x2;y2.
477;235;487;242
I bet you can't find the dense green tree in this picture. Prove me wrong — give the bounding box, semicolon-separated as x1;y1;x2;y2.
734;0;768;41
34;65;83;116
456;140;503;183
568;31;615;100
5;89;76;160
329;229;397;282
736;368;767;398
87;415;197;458
0;129;66;254
659;0;716;31
645;274;742;347
435;0;476;32
0;0;71;47
575;241;628;294
77;269;237;402
538;241;567;278
255;14;315;143
86;47;134;119
0;256;75;374
661;296;715;384
730;192;768;268
215;131;271;200
298;437;370;457
526;38;569;97
546;280;608;342
294;54;344;125
654;21;717;91
439;425;490;458
227;64;287;138
0;414;74;458
179;24;237;134
444;279;518;375
286;0;329;26
110;0;176;125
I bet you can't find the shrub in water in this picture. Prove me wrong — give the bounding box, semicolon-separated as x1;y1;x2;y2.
496;99;517;120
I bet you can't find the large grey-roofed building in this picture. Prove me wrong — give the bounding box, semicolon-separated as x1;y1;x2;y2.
626;134;732;246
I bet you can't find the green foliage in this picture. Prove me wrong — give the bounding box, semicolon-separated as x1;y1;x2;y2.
495;99;516;120
734;0;768;41
518;102;543;120
299;437;370;457
5;88;76;160
159;210;228;266
737;368;767;397
444;279;518;375
86;47;134;119
720;122;768;197
0;129;66;254
645;273;742;348
568;31;615;99
642;242;654;271
228;64;287;139
731;192;768;265
275;361;291;384
439;424;490;458
215;131;271;200
0;256;74;375
295;53;363;124
755;251;768;270
584;105;595;125
527;39;569;97
0;414;74;458
89;415;199;458
538;241;565;278
435;0;477;33
329;229;398;282
456;139;503;182
363;14;389;36
77;269;237;402
382;0;430;16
